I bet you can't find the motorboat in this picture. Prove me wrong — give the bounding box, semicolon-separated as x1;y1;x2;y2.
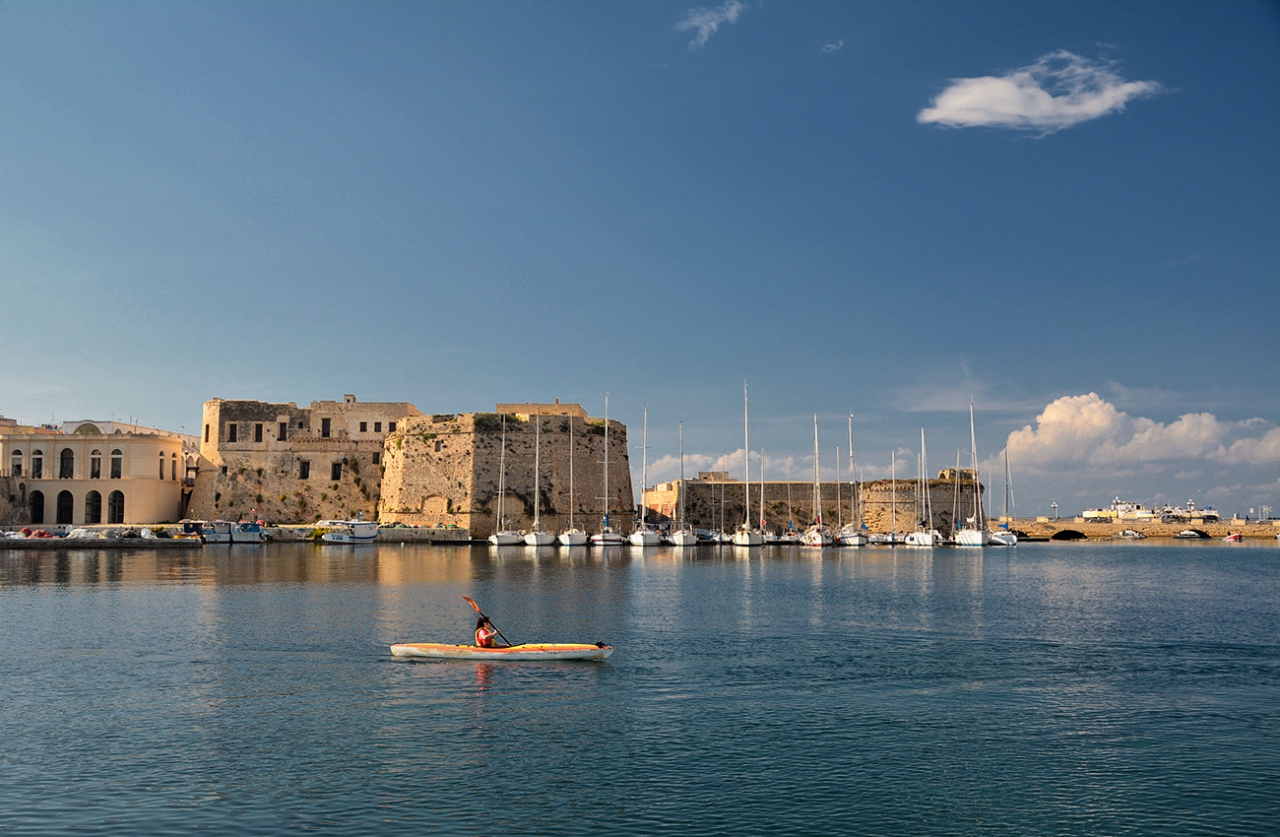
319;519;378;544
1117;529;1146;540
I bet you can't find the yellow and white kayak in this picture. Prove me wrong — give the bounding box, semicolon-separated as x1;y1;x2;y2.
390;642;614;661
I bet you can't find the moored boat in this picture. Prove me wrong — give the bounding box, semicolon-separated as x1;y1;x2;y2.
1117;529;1146;540
390;642;614;661
320;519;378;544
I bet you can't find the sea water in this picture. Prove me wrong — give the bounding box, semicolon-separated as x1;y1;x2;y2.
1;541;1277;836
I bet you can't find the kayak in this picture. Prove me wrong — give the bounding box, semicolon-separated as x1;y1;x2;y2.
390;642;613;661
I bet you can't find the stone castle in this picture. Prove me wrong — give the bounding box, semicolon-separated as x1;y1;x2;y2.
188;397;634;538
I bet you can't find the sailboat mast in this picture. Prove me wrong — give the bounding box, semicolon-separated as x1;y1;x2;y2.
678;420;686;528
813;414;821;525
743;383;750;528
759;447;765;530
533;416;541;527
969;403;982;526
567;416;575;529
602;394;610;530
639;404;648;527
891;451;897;533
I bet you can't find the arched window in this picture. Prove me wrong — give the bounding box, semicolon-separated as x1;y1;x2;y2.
9;450;21;477
56;491;74;525
159;452;166;479
107;491;125;524
171;453;178;481
85;491;102;525
90;450;102;479
110;450;123;479
31;450;43;479
60;449;75;479
29;490;44;524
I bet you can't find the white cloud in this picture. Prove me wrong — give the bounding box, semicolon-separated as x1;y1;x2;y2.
917;50;1162;135
821;40;844;55
675;0;747;50
1000;393;1278;474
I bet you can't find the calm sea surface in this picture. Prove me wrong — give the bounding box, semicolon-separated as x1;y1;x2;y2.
2;541;1277;836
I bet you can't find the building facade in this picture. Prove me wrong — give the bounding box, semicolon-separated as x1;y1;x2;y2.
186;395;423;523
0;416;193;526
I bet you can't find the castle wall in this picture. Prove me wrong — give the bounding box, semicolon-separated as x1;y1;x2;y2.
379;412;634;538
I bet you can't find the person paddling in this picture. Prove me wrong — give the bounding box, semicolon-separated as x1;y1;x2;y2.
475;616;500;648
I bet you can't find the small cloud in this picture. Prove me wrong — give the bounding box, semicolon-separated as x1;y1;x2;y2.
917;50;1162;135
676;0;747;50
820;40;844;55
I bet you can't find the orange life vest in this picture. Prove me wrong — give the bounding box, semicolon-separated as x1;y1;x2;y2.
475;626;496;647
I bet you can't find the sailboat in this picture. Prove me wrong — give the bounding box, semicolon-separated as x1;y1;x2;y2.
954;404;990;547
988;447;1018;546
839;415;868;546
904;428;942;547
629;404;661;546
732;384;763;546
667;420;699;547
558;414;588;546
488;414;522;545
801;414;833;546
590;394;626;546
776;461;801;544
523;416;555;546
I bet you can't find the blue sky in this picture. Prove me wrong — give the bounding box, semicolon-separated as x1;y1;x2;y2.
2;1;1277;518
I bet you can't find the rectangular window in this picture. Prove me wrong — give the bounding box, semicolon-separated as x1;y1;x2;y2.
279;422;287;441
204;424;209;443
254;423;263;443
359;421;367;432
321;418;331;438
220;465;227;476
299;461;310;479
374;422;382;432
435;440;442;452
110;456;122;479
372;452;381;465
388;421;396;432
90;458;100;479
171;459;177;481
331;461;342;481
228;423;238;443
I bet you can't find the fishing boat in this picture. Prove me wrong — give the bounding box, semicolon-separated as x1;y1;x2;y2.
489;414;522;546
390;642;614;661
204;520;267;544
523;417;556;546
732;384;763;547
319;519;378;544
591;394;627;546
666;420;699;547
838;415;868;546
558;415;588;546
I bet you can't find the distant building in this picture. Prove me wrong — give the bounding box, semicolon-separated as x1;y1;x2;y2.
0;416;195;526
187;395;423;523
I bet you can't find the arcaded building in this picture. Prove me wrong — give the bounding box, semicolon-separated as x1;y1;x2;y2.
0;416;194;526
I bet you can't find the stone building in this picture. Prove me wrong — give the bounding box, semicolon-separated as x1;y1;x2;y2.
378;405;633;539
0;415;194;526
187;395;422;523
644;471;984;535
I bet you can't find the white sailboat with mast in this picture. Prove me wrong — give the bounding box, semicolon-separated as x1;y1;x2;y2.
590;394;626;545
989;446;1018;546
839;414;868;546
488;414;522;545
558;413;588;546
954;404;990;546
523;415;555;546
732;383;763;546
667;420;699;546
629;404;661;546
801;414;833;546
905;428;942;547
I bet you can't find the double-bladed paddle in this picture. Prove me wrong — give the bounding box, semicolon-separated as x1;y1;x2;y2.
462;596;513;647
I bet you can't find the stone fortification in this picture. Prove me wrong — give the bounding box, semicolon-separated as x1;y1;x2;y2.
646;476;984;535
378;410;634;538
188;395;421;523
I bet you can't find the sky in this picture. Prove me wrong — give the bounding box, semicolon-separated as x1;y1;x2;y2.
1;1;1277;519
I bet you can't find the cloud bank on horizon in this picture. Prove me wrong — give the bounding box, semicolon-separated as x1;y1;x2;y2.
918;50;1163;134
676;0;747;50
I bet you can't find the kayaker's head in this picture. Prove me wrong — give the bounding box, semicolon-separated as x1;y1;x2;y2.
476;616;490;629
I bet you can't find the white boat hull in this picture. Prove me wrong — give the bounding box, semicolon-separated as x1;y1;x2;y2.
558;528;589;546
489;531;522;546
629;529;661;547
954;528;989;547
666;529;699;547
523;530;556;546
